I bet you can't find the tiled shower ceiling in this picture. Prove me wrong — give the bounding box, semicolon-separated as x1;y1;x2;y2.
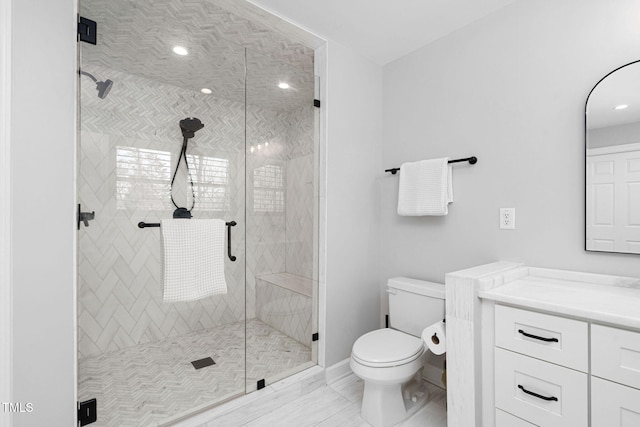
80;0;316;112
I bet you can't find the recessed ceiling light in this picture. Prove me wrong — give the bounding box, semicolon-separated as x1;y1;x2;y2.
172;46;189;56
614;104;629;110
278;82;290;89
201;88;212;94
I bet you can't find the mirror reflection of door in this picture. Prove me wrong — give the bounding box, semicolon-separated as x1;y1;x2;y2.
586;60;640;254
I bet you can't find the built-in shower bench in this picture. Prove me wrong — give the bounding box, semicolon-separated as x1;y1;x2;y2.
256;272;313;347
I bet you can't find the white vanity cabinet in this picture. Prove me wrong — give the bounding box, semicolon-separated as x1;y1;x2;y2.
494;305;588;427
591;377;640;426
446;263;640;427
492;305;640;427
591;325;640;389
495;409;536;427
591;325;640;427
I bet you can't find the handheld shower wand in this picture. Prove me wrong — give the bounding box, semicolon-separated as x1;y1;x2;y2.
179;117;205;139
171;117;205;218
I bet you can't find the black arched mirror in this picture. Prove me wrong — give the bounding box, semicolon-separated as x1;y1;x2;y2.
585;60;640;254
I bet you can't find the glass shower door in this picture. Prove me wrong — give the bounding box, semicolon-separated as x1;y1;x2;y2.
244;48;318;392
76;1;248;424
77;0;319;423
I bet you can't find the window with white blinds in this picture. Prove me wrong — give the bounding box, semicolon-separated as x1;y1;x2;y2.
116;146;171;210
253;164;284;213
116;146;230;212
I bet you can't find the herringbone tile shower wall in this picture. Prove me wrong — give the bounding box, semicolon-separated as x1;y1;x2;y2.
284;104;315;278
78;67;314;359
81;0;315;112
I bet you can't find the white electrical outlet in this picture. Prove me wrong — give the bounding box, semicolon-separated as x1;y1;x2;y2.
500;208;515;229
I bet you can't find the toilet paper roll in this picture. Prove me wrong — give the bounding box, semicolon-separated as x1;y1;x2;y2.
422;320;446;355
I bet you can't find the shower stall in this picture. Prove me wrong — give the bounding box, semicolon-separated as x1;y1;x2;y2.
76;0;320;425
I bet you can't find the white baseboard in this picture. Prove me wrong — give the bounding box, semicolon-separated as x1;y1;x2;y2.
324;358;352;384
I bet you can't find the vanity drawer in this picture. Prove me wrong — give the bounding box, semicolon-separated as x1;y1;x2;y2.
496;409;537;427
591;376;640;427
592;324;640;389
495;347;588;427
495;304;588;372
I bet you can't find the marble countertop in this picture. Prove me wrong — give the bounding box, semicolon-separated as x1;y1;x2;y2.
479;274;640;330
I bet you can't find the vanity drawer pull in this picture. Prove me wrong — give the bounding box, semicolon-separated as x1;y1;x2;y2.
496;305;588;372
518;329;558;342
518;384;558;402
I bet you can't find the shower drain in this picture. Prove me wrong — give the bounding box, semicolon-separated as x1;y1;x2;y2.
191;357;216;369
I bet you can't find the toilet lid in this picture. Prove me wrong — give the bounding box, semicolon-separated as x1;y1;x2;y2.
352;329;424;368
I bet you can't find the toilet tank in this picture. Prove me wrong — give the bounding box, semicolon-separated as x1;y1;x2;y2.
388;277;445;337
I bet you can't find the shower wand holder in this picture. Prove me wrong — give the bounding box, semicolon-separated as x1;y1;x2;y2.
173;208;192;219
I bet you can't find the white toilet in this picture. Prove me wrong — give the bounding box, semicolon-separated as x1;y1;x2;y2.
350;277;445;427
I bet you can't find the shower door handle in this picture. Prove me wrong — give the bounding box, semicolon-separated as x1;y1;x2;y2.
226;221;237;262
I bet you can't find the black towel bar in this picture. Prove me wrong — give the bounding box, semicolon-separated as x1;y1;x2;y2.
138;222;161;228
385;156;477;175
138;220;237;262
137;221;236;228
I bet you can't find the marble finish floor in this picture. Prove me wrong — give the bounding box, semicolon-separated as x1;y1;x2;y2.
78;319;312;426
175;367;448;427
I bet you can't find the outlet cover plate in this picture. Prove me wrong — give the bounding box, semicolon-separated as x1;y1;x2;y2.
500;208;515;229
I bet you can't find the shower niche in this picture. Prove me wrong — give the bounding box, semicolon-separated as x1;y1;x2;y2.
76;1;321;425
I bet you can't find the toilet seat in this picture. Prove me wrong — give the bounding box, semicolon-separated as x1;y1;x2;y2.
351;329;424;368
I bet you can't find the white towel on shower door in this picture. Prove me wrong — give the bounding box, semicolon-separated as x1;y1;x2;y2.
161;218;227;302
397;158;453;216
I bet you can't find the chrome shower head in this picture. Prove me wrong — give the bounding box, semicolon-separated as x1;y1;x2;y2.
80;70;114;100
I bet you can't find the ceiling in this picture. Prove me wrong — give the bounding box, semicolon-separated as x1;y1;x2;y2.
248;0;519;65
81;0;522;110
81;0;318;112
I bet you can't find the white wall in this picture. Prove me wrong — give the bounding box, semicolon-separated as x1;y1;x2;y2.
1;0;13;426
9;0;77;425
381;0;640;299
324;40;383;366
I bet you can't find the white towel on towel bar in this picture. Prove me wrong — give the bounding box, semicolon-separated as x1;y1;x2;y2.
161;218;227;302
397;158;453;216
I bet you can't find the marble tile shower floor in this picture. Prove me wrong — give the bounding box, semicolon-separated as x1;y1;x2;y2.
78;319;312;426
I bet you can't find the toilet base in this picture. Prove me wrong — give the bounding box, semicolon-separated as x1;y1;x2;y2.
360;371;429;427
